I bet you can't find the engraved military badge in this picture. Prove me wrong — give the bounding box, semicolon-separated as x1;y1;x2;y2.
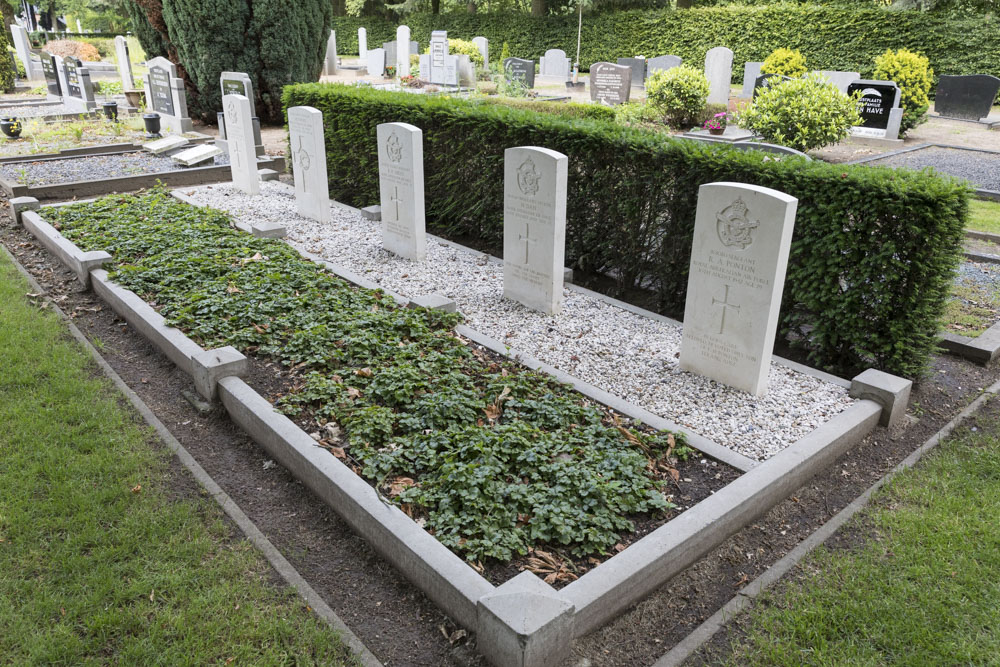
386;131;403;163
294;136;311;172
716;198;759;249
517;158;540;196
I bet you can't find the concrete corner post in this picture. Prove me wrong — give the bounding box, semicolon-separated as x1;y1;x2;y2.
9;196;40;225
192;346;249;400
850;368;912;428
476;572;574;667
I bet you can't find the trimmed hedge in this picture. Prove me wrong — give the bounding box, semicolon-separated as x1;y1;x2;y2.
328;5;1000;86
283;83;970;379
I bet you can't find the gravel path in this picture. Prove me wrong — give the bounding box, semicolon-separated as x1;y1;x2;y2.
0;150;230;186
862;146;1000;192
0;103;84;117
183;181;856;461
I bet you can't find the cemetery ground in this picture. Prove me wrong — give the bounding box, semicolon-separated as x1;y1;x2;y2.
0;249;357;665
2;182;999;665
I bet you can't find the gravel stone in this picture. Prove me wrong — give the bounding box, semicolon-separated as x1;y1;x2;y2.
0;150;230;186
0;103;84;117
862;146;1000;192
184;181;857;461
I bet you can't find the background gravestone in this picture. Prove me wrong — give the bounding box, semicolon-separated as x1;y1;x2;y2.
222;93;259;195
288;106;330;224
704;46;734;106
679;182;798;396
647;55;682;77
847;80;903;139
504;58;535;88
61;58;96;112
218;72;264;156
616;57;646;87
396;25;411;77
421;30;459;85
540;49;571;79
473;36;489;69
383;41;397;69
590;62;631;105
10;24;42;81
503;146;568;315
752;73;790;99
142;57;193;133
113;35;135;90
358;27;367;59
41;54;61;100
377;122;426;262
367;48;386;77
814;70;861;94
324;30;338;75
739;62;762;98
935;74;1000;121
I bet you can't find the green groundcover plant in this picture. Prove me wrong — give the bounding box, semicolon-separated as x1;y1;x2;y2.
45;188;690;564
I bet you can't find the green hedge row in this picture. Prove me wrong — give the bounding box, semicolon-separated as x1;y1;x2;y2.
283;83;970;379
329;5;1000;84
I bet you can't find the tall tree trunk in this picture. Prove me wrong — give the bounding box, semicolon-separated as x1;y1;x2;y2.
531;0;545;16
1;1;16;30
432;0;440;13
675;0;692;7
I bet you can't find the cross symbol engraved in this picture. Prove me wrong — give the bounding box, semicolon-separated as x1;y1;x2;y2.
712;284;740;335
294;137;311;193
386;185;402;223
518;223;537;264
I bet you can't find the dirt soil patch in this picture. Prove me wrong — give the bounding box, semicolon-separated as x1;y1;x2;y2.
3;194;998;666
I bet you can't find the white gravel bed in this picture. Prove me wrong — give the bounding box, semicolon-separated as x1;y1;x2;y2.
184;181;857;461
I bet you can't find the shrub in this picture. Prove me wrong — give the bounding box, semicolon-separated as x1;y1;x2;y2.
761;47;807;78
448;38;485;69
283;83;970;379
78;37;115;60
645;65;709;128
0;41;16;92
738;75;861;151
42;40;101;62
873;48;933;134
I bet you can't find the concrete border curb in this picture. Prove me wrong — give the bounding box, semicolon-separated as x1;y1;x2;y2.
20;209;110;286
939;323;1000;365
0;132;215;165
653;376;1000;667
0;243;382;667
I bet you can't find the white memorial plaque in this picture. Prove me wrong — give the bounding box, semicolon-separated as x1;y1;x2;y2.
289;105;331;223
171;144;223;166
142;135;189;154
679;182;797;396
377;122;426;261
222;93;259;195
503;146;568;315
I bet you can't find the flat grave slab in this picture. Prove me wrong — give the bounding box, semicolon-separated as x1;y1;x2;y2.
144;135;190;154
851;145;1000;197
172;144;223;166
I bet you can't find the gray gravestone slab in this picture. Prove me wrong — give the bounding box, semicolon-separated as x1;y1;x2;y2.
647;55;682;76
457;55;475;86
288;106;330;224
220;71;255;117
503;146;568;315
325;30;338;75
53;55;70;103
540;49;571;79
10;24;41;81
396;25;411;77
143;135;189;154
62;58;96;112
814;70;861;94
617;57;646;87
589;62;631;105
679;182;798;396
383;41;397;68
358;27;367;59
473;36;489;69
114;35;134;90
171;144;223;166
739;61;762;98
504;58;535;88
367;48;386;77
848;80;901;139
41;53;61;98
148;62;174;114
935;74;1000;121
222;93;259;195
377;122;426;261
752;73;791;99
418;53;430;80
704;46;734;106
143;57;192;133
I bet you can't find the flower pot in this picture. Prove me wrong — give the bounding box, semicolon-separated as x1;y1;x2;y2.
0;117;22;139
102;101;118;121
142;113;161;138
708;127;725;136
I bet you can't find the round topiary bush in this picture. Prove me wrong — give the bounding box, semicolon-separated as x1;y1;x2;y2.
760;47;807;78
645;65;710;128
873;48;933;134
737;74;861;152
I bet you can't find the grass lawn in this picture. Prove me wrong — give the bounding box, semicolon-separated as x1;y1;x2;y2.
0;250;357;665
967;199;1000;235
727;405;1000;665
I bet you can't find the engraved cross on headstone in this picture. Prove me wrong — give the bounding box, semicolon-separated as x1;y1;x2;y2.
386;185;402;223
712;284;740;334
518;223;537;264
294;136;311;193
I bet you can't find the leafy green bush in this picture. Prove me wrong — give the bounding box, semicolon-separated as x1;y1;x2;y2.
448;38;485;69
283;83;970;378
645;65;709;128
738;75;861;151
761;47;807;77
48;188;687;563
328;7;1000;87
0;41;16;92
873;48;933;134
475;96;617;121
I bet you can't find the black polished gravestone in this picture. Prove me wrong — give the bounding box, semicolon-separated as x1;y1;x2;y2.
148;62;175;116
589;62;632;105
752;73;791;99
42;54;60;96
503;57;535;88
935;74;1000;121
616;57;646;87
847;80;899;130
63;58;82;99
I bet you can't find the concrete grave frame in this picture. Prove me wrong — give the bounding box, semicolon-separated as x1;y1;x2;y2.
847;143;1000;202
13;190;909;667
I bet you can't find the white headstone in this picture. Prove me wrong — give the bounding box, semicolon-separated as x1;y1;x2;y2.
367;48;386;77
171;144;223;166
503;146;568;315
325;30;338;75
539;48;571;79
114;35;134;90
679;182;797;396
222;94;260;195
814;70;862;94
472;36;489;69
358;27;368;59
288;106;331;224
739;61;762;98
142;135;189;154
10;24;41;81
396;25;411;77
457;55;475;86
377;122;426;261
704;46;734;106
